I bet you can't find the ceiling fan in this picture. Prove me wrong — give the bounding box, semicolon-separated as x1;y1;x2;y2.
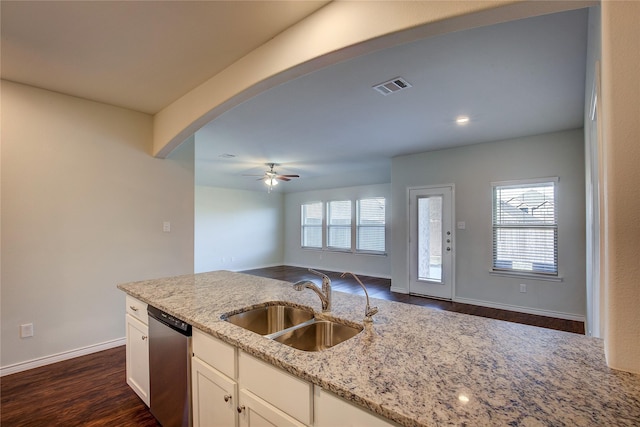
244;163;300;192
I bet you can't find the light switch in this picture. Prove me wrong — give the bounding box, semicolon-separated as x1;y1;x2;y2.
20;323;34;338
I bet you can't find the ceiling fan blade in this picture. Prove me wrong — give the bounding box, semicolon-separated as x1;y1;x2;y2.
276;177;291;182
279;174;300;178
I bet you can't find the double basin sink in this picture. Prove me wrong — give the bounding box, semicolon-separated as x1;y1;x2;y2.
221;303;362;351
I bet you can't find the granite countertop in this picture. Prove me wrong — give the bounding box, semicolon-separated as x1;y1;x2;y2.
118;270;640;427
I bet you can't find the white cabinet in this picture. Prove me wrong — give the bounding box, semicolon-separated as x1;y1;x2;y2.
192;328;238;427
238;389;306;427
191;328;397;427
125;296;149;406
314;386;399;427
192;330;311;427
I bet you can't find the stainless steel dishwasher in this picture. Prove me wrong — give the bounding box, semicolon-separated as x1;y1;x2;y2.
147;305;192;427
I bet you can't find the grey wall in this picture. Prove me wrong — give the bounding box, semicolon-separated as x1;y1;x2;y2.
391;129;586;319
194;186;284;273
283;184;391;278
1;81;195;369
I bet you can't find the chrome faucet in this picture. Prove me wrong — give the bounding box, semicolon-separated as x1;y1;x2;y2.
293;268;332;312
340;272;378;322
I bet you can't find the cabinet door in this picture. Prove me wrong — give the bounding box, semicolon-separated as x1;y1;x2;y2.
125;314;149;406
192;356;238;427
238;389;306;427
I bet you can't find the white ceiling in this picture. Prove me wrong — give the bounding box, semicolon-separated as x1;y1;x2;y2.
1;2;590;194
0;0;329;114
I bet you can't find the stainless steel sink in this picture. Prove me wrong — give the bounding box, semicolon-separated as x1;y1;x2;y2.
272;320;362;351
223;303;363;351
222;304;314;335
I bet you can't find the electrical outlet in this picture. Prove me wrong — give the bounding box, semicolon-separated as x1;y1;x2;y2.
20;323;34;338
520;284;527;293
163;221;171;232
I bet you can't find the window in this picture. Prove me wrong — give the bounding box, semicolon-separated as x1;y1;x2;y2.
357;198;386;253
327;200;351;250
301;202;322;248
492;179;558;276
300;197;386;254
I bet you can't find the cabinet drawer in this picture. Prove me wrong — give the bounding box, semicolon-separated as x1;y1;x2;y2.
314;386;398;427
193;328;236;379
238;351;312;425
126;295;148;324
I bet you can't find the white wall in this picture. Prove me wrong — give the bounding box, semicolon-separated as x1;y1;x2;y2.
600;0;640;374
584;6;602;338
195;186;284;273
391;129;586;319
283;184;391;278
1;81;194;370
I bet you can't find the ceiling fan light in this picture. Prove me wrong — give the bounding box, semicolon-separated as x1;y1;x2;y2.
264;177;278;186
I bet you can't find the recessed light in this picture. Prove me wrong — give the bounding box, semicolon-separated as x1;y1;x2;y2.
456;116;470;125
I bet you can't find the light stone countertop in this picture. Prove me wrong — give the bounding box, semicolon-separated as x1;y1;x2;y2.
118;270;640;427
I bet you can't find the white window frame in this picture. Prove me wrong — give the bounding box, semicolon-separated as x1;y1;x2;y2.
356;197;386;254
491;178;559;278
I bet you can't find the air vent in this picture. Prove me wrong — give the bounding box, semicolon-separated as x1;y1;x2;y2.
372;77;412;96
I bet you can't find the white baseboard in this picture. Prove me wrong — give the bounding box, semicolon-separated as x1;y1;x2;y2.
284;263;392;279
390;286;408;294
0;337;126;377
453;297;585;322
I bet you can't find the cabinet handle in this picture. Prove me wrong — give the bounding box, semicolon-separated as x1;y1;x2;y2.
223;394;232;402
129;305;139;311
142;336;148;341
237;405;245;414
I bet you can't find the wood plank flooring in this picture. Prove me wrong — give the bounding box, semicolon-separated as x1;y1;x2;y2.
1;265;583;426
242;265;585;334
1;346;159;427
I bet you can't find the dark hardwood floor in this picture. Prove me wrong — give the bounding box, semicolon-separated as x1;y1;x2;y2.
1;265;583;426
1;346;158;427
242;265;585;335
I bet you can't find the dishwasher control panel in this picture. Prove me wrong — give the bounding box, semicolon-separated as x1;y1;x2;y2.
148;305;192;335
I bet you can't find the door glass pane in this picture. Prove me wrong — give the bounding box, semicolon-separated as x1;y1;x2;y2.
418;196;442;282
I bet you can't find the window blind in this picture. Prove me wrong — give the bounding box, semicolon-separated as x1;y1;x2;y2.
492;180;557;275
327;200;351;250
301;202;322;248
357;198;386;253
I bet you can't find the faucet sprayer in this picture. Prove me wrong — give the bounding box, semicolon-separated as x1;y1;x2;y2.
340;272;378;322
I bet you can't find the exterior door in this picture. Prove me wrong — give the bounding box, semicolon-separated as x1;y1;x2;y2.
409;186;454;299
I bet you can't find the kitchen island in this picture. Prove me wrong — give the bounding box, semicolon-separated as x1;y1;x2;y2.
118;270;640;427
